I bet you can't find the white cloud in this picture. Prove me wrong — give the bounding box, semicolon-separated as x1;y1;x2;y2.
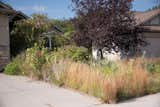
33;5;47;12
16;5;47;12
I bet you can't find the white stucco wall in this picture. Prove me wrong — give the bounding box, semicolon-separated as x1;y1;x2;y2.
103;50;121;61
92;47;99;60
92;47;121;61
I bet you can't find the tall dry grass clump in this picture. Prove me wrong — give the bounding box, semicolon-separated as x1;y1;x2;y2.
102;78;117;103
65;62;105;98
64;62;119;103
41;58;160;103
115;69;149;101
62;60;150;103
114;59;149;100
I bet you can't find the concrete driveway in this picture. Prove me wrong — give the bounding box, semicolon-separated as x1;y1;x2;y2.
0;73;160;107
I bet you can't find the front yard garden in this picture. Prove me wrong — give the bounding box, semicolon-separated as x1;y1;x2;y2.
6;0;160;103
4;44;160;103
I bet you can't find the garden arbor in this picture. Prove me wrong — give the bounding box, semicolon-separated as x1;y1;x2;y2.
42;26;63;50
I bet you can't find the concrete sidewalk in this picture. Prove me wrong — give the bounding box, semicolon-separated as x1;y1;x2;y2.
0;74;160;107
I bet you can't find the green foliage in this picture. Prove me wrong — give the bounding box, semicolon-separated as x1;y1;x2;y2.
52;19;74;33
50;20;75;47
145;63;160;73
10;14;74;56
5;38;160;104
147;73;160;94
53;46;90;61
25;44;47;71
117;91;133;101
4;57;21;75
145;63;155;73
92;60;118;75
155;64;160;72
11;14;51;56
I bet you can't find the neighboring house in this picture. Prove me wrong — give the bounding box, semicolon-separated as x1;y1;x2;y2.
93;9;160;60
0;1;27;71
135;9;160;58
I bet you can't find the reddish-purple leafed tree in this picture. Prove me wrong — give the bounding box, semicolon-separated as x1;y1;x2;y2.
71;0;146;56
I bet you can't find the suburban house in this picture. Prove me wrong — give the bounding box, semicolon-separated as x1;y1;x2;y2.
93;9;160;60
135;9;160;57
0;1;27;71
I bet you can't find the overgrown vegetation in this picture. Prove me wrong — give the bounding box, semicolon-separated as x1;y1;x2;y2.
4;57;21;75
10;14;74;56
6;0;160;104
4;47;160;103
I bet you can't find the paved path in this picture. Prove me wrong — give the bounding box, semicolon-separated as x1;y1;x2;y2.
0;73;160;107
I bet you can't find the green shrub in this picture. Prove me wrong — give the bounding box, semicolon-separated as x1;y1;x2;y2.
52;46;90;62
25;44;47;71
4;58;21;75
67;46;90;61
11;15;74;56
145;63;160;73
91;60;118;75
155;64;160;73
10;14;51;56
25;44;48;79
145;63;155;73
147;73;160;94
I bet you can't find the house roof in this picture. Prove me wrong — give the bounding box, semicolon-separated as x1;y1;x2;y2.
134;9;160;25
134;9;160;32
0;1;13;10
0;1;28;21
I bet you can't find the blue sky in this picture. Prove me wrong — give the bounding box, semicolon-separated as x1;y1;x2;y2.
4;0;156;19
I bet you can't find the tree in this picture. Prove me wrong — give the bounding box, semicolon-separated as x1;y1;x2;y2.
51;19;75;47
71;0;146;58
10;14;52;56
10;14;74;56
